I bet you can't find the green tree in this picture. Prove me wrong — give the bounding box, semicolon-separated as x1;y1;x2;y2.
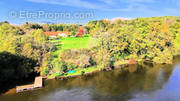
71;30;76;36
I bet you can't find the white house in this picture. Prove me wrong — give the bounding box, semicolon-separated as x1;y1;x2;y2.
58;33;68;37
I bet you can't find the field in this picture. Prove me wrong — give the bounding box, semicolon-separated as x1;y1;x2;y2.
61;37;91;50
51;37;96;57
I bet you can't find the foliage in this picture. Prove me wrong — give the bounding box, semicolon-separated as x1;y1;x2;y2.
91;16;180;64
0;23;52;81
20;29;51;66
0;23;20;54
51;59;68;74
59;49;95;68
94;48;111;69
0;16;180;80
71;30;76;36
83;34;90;37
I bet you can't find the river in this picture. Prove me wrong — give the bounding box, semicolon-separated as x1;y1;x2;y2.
1;57;180;101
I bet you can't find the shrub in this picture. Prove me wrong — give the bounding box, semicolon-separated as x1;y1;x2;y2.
94;48;111;69
51;59;68;73
83;34;90;37
59;49;96;68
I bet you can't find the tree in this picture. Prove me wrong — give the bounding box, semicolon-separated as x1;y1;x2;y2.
31;29;47;44
71;30;76;36
42;24;50;32
0;23;19;54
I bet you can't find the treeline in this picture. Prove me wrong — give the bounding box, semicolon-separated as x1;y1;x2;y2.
40;16;180;77
0;21;88;81
0;16;180;79
20;22;89;35
89;16;180;66
0;22;52;84
0;22;89;81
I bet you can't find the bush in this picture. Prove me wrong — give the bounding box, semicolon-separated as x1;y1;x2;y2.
51;59;68;73
94;48;111;69
71;30;76;36
83;34;90;37
59;49;96;68
40;66;50;76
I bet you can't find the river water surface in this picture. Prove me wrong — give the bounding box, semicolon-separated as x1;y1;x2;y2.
1;57;180;101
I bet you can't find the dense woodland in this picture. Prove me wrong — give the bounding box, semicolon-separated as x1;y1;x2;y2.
0;16;180;85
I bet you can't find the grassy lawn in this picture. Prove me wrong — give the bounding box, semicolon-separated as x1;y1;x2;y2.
51;37;96;57
61;37;91;51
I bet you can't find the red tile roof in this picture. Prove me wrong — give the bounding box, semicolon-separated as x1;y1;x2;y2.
44;31;70;36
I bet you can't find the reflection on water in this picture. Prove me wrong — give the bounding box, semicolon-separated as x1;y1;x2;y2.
129;64;180;101
1;57;180;101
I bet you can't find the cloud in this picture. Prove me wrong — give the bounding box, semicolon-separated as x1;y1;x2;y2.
26;0;153;11
26;0;179;14
128;0;155;2
98;0;114;5
111;17;133;20
27;0;103;9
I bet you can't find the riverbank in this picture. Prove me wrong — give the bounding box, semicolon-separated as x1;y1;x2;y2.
2;56;180;96
1;59;178;101
45;56;175;80
47;66;102;79
46;58;138;79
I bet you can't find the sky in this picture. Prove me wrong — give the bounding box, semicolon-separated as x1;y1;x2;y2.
0;0;179;25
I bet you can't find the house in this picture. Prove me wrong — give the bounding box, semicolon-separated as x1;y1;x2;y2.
44;32;59;38
44;31;70;38
58;32;69;37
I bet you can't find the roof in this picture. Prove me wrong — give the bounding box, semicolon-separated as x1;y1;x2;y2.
44;31;70;36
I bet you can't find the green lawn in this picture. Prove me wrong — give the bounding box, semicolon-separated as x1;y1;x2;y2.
51;37;96;57
61;37;91;50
